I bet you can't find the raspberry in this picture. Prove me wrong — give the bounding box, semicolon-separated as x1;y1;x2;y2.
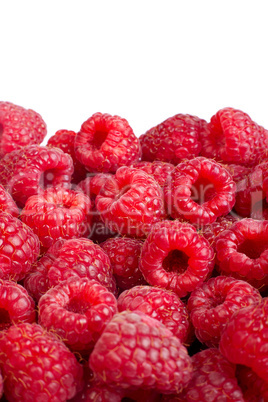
224;163;251;183
0;184;19;217
100;237;146;290
187;276;261;347
38;277;117;353
0;212;40;281
139;114;206;164
0;145;74;207
162;348;244;401
236;365;268;401
139;220;214;298
164;157;236;226
89;311;193;394
74;112;141;173
216;218;268;291
132;161;175;187
0;323;83;401
20;186;91;251
219;297;268;384
200;107;268;166
0;280;35;330
96;166;166;237
201;214;238;248
0;101;47;157
117;285;191;344
47;129;88;184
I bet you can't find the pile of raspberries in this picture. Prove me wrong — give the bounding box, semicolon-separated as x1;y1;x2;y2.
0;101;267;401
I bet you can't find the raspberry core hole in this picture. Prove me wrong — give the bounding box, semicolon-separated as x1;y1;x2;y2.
92;130;109;149
0;308;11;330
66;297;90;314
162;249;189;274
237;239;268;259
191;177;216;205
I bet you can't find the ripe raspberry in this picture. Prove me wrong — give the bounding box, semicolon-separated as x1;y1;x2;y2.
89;311;193;394
0;184;19;217
47;129;88;184
219;297;268;383
164;157;236;226
0;280;35;330
187;276;261;347
20;186;91;251
96;166;166;237
139;220;214;298
139;114;206;164
74;112;141;173
162;348;244;401
216;218;268;291
224;163;251;183
0;212;40;281
201;214;238;248
0;145;74;207
0;101;47;157
236;365;268;401
117;286;191;344
0;323;83;401
38;277;117;353
200;107;268;166
100;237;146;290
132;161;175;187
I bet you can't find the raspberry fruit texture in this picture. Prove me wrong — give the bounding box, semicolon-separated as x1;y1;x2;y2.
96;166;166;238
200;107;268;166
100;237;146;290
224;163;251;183
0;101;47;157
236;364;268;401
20;186;91;251
139;220;214;298
132;161;175;188
0;323;83;401
139;114;206;165
74;112;141;173
47;129;88;184
38;277;118;353
0;212;40;281
219;297;268;384
164;156;236;226
0;145;74;207
216;218;268;291
162;348;244;401
89;310;193;394
0;184;19;217
0;280;36;330
201;214;238;248
187;276;261;347
117;285;191;344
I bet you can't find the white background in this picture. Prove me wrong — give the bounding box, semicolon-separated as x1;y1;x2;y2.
1;1;268;141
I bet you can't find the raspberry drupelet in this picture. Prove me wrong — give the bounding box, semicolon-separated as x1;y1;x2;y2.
0;145;74;207
89;311;193;394
139;220;214;298
0;184;19;217
0;101;47;157
164;156;236;226
96;166;166;238
236;364;268;401
132;161;175;188
74;112;141;173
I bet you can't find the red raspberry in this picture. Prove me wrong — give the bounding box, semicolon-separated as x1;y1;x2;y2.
0;280;35;330
224;163;251;183
0;145;74;207
132;161;175;187
20;186;91;251
74;112;141;173
139;114;206;164
117;285;191;344
236;365;268;401
96;166;166;237
0;212;40;281
38;277;117;353
100;237;146;290
164;157;236;226
0;184;19;217
216;218;268;291
139;220;214;298
162;348;244;401
89;311;193;394
200;107;268;166
219;297;268;384
201;214;238;248
187;276;261;347
0;323;83;401
0;101;47;157
47;129;88;184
